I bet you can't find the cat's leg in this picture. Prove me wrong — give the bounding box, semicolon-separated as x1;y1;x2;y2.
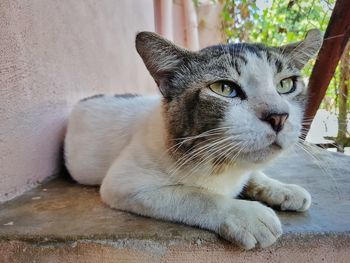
244;171;311;212
100;172;282;250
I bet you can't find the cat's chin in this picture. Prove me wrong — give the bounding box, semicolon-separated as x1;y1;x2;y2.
237;143;284;167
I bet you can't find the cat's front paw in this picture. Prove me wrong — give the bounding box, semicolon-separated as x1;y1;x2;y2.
259;183;311;212
276;184;311;212
218;201;282;250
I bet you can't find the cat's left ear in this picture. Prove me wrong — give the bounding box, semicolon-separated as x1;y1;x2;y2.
135;31;191;87
279;29;323;69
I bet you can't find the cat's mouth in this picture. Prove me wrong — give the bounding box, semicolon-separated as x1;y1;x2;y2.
240;138;283;154
271;142;282;150
237;140;284;164
257;141;284;156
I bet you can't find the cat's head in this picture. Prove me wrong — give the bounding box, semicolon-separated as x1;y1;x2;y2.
136;30;322;170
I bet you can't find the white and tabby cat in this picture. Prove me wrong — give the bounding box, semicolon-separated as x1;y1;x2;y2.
64;29;322;249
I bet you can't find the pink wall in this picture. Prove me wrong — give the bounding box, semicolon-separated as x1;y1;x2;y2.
153;0;224;51
154;0;200;50
196;1;225;47
0;0;156;202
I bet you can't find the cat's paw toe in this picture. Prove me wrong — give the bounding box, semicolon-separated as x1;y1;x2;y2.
280;184;311;212
219;201;282;249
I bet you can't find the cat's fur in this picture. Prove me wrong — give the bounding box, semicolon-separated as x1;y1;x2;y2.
64;29;322;249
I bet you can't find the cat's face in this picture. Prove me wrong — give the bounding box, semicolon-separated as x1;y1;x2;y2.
136;30;322;169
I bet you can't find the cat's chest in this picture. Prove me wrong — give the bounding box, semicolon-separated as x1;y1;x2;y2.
184;169;251;197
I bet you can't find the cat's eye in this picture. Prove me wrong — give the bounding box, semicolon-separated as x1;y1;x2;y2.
276;78;296;94
209;81;242;98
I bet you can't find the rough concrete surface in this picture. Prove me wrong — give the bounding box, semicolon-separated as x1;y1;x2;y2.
0;147;349;262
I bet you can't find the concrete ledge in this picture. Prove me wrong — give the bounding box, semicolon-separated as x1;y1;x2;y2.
1;146;350;262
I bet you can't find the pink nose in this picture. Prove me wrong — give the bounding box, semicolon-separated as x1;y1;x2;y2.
263;113;289;133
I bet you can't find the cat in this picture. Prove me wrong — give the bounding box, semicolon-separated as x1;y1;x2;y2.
64;29;322;249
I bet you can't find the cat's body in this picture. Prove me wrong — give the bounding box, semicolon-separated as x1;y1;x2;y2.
65;95;160;185
65;30;323;249
66;94;250;197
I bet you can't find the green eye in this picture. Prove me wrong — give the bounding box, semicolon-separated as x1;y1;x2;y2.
209;81;240;98
277;78;295;94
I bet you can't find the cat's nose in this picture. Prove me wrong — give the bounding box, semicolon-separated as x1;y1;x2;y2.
263;113;289;133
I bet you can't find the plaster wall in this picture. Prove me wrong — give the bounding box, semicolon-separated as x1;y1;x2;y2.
196;1;225;48
0;0;156;202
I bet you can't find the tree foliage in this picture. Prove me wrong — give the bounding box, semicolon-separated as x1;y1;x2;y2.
221;0;333;74
221;0;333;44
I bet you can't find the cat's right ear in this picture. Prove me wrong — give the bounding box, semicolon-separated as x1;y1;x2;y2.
279;29;323;69
135;31;190;87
